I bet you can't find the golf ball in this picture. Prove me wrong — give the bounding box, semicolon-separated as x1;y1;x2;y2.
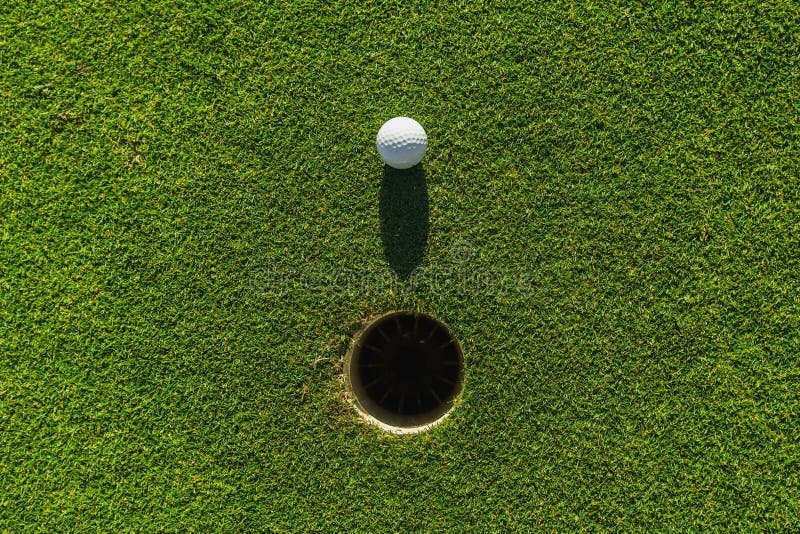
376;117;428;169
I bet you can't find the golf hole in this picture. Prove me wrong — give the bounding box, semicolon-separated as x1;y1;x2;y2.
345;311;464;433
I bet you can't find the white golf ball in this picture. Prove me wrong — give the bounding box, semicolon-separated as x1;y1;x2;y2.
376;117;428;169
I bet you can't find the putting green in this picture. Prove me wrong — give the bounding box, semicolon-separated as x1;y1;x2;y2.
1;1;798;530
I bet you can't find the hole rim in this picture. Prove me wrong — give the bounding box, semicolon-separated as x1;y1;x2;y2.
345;311;465;434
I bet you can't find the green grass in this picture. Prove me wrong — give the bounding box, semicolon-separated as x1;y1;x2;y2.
2;0;799;530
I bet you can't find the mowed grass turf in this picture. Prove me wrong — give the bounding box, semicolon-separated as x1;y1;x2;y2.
1;0;799;530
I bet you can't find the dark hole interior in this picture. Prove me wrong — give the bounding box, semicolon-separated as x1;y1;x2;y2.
356;313;462;416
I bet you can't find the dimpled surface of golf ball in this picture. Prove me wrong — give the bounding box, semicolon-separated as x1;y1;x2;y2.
376;117;428;169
